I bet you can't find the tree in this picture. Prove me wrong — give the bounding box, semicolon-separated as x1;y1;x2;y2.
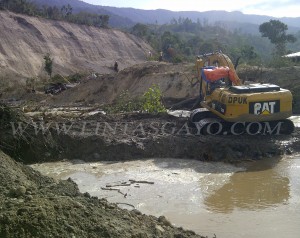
259;20;296;55
61;4;72;19
100;15;109;28
160;31;181;61
43;54;53;78
241;45;258;63
131;23;148;38
0;0;9;9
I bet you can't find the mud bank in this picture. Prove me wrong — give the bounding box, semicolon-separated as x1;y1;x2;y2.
2;110;299;164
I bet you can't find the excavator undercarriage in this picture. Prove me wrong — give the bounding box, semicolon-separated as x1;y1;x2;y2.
190;108;294;135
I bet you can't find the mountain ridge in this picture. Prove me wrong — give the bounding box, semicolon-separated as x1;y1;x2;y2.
31;0;300;33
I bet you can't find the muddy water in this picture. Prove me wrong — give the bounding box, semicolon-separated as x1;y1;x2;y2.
31;155;300;238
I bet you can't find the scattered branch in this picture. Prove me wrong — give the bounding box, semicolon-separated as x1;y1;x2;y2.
116;202;135;209
129;179;154;184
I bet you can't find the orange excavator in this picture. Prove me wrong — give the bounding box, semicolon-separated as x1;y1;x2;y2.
189;52;294;135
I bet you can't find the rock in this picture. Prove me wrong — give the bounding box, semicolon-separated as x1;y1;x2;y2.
83;192;91;198
131;209;142;215
106;204;116;210
13;186;27;198
122;214;130;220
158;216;172;227
73;201;85;209
155;224;165;234
25;195;33;201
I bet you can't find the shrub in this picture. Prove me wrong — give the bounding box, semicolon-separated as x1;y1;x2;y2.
141;84;166;113
104;85;166;114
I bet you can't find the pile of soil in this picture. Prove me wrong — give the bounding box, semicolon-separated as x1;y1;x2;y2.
0;149;205;238
45;61;198;107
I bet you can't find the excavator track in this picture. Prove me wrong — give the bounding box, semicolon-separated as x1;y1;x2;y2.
190;109;295;135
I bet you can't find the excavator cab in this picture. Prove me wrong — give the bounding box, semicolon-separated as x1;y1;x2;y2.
200;66;229;96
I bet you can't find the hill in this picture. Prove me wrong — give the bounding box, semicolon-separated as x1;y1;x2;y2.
30;0;135;28
31;0;300;33
0;10;153;86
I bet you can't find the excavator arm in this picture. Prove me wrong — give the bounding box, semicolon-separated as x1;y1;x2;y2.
195;52;241;100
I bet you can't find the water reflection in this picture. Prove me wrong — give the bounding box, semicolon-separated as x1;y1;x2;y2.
204;159;290;213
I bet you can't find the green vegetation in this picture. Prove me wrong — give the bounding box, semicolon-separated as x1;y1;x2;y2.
0;103;19;129
130;17;299;67
130;19;263;65
142;84;166;113
0;0;109;28
259;20;296;56
66;73;87;83
104;90;141;114
105;85;166;114
43;53;53;78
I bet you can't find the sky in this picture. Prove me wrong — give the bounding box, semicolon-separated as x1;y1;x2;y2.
81;0;300;18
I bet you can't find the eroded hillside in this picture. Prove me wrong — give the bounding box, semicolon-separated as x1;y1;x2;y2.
0;10;152;84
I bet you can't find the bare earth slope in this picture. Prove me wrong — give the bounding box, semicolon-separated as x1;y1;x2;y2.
50;61;199;106
0;10;152;82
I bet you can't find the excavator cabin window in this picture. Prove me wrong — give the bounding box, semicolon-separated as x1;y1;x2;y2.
204;60;220;67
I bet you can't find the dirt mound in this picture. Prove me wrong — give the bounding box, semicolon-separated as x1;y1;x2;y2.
45;61;199;107
0;149;205;237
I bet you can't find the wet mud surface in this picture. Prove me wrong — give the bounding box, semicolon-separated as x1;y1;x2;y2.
31;155;300;238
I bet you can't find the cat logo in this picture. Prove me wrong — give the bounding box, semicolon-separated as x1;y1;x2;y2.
249;100;280;115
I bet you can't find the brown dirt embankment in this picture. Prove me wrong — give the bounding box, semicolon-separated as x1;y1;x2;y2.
1;108;298;165
47;61;198;107
0;10;152;90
